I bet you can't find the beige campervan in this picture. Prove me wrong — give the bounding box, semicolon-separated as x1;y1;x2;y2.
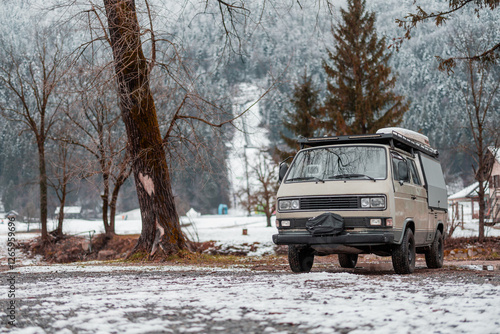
273;128;448;274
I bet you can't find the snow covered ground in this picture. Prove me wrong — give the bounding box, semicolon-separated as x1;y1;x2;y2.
447;202;500;238
1;213;500;333
0;211;277;266
451;220;500;238
3;264;500;334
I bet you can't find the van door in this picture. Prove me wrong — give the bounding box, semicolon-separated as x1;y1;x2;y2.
408;158;430;243
392;153;427;244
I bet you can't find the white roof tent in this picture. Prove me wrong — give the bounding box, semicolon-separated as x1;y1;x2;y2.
298;129;439;158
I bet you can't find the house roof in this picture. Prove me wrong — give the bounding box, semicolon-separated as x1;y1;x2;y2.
488;146;500;163
448;181;489;200
54;206;82;214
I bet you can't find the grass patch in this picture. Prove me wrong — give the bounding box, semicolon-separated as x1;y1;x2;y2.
125;251;149;262
165;251;245;266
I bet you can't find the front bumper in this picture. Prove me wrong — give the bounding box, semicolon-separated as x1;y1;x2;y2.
272;232;394;246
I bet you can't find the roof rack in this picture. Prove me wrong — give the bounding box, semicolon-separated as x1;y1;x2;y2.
298;131;439;158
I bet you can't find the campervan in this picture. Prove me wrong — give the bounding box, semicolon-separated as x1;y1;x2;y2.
273;128;448;274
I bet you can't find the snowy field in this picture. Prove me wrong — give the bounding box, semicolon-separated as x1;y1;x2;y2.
3;264;500;334
448;201;500;238
451;220;500;238
0;210;278;258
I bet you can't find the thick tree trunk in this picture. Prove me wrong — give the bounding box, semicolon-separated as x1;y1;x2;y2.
104;0;187;256
37;141;48;241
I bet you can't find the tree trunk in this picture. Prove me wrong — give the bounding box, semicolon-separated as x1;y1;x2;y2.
109;165;131;236
101;175;111;235
37;140;48;241
478;182;486;242
104;0;187;256
56;182;66;237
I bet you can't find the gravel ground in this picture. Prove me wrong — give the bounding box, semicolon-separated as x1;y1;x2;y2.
2;261;500;334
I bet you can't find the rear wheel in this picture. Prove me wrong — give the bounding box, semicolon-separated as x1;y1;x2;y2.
425;230;444;269
338;253;358;268
392;228;416;274
288;245;314;273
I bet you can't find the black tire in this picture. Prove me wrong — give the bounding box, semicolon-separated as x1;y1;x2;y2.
288;245;314;273
392;228;416;274
425;230;444;269
338;253;358;268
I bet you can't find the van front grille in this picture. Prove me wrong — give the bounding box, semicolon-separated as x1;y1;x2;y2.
300;196;359;210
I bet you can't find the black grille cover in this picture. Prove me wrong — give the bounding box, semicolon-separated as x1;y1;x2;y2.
300;196;359;210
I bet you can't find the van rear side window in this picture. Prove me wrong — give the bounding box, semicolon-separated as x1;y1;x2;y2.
409;160;422;186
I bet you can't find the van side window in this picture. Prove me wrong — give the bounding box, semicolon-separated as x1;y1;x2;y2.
392;157;400;181
409;160;422;186
391;153;409;182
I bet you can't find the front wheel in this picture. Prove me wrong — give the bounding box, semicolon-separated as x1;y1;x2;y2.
392;228;416;274
425;230;444;269
288;245;314;273
338;253;358;268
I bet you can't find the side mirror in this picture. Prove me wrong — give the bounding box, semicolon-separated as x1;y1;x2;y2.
398;161;409;183
278;163;289;183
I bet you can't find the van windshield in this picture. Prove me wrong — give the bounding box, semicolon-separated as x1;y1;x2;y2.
285;146;387;182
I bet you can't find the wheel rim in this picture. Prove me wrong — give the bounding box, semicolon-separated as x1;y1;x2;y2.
438;236;443;261
408;237;414;265
350;254;357;267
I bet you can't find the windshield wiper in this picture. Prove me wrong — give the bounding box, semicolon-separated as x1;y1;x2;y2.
328;174;376;182
287;176;325;183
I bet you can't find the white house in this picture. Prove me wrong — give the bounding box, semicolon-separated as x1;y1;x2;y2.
54;206;82;219
448;147;500;224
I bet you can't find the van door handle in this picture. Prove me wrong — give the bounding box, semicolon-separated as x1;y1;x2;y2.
411;196;417;200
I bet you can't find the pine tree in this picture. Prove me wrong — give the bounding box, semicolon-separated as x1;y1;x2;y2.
277;72;321;160
322;0;409;135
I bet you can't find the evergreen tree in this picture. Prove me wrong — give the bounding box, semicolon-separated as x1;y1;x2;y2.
276;72;321;160
322;0;409;135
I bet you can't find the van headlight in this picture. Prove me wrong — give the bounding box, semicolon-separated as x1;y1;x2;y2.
361;196;385;208
279;199;300;211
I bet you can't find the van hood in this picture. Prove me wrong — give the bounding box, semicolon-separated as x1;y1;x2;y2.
277;180;393;198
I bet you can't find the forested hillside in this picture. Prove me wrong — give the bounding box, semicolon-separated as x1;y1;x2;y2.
0;0;498;218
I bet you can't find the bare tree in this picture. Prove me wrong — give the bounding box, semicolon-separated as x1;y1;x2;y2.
0;32;68;242
236;150;278;226
47;140;78;238
102;0;189;256
98;0;281;257
455;28;500;242
62;63;131;237
250;152;279;227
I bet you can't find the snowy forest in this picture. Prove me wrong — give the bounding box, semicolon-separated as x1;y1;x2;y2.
0;0;499;221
